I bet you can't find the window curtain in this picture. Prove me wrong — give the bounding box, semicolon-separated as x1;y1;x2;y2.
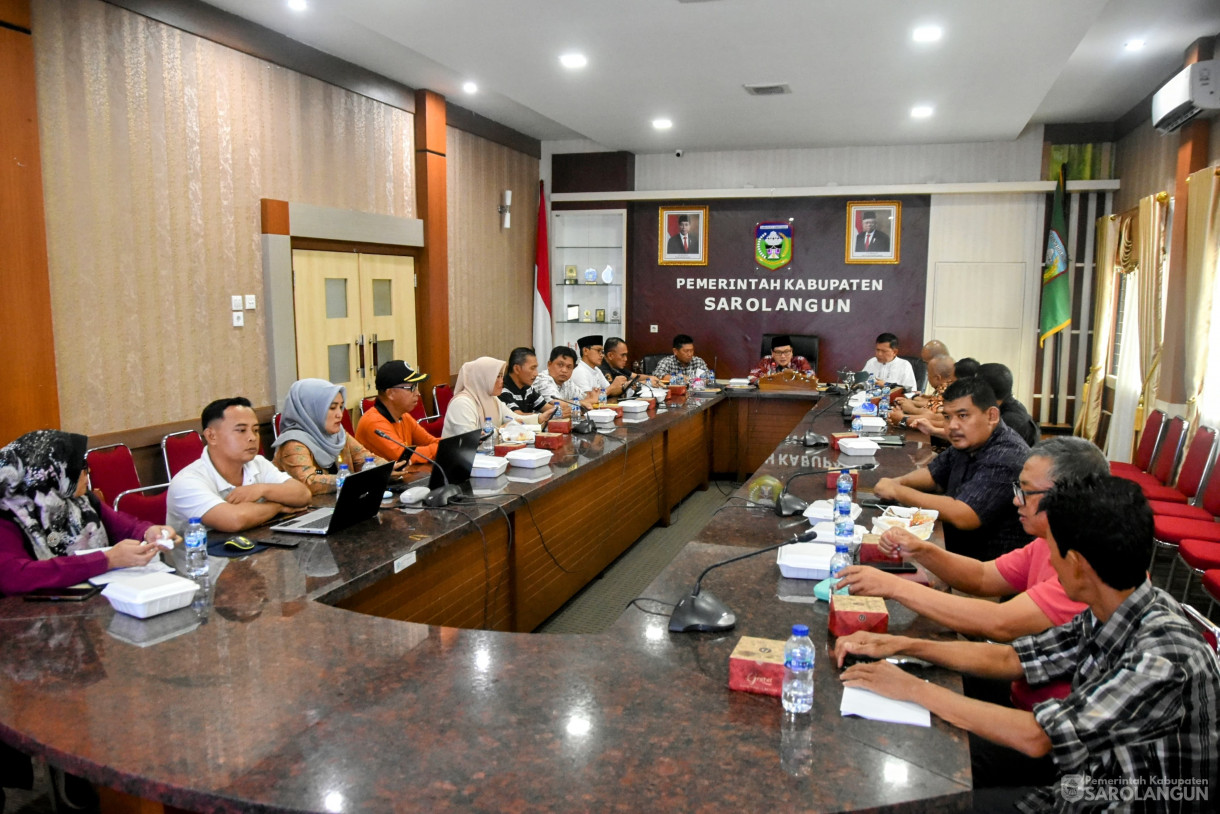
1107;273;1142;462
1074;214;1120;441
1183;168;1220;431
1134;193;1169;431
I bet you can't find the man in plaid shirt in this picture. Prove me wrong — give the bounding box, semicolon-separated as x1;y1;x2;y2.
834;476;1220;812
651;333;708;381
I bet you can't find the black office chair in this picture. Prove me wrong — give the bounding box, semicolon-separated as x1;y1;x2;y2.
641;353;669;376
759;334;818;370
900;355;928;392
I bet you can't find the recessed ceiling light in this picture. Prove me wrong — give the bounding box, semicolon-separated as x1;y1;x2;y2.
652;118;673;130
912;25;942;43
910;105;934;119
462;81;478;94
1124;39;1145;52
559;53;587;69
286;0;307;12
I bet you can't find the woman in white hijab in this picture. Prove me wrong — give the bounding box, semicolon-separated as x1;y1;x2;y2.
272;379;396;494
442;357;539;438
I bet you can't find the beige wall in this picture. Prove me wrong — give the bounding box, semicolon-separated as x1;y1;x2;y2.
33;0;416;435
1114;120;1179;213
446;127;539;376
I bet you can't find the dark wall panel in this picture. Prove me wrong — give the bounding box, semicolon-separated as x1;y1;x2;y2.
627;196;929;380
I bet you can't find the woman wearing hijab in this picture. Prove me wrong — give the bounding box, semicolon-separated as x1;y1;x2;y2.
272;378;397;494
0;430;176;596
441;357;529;438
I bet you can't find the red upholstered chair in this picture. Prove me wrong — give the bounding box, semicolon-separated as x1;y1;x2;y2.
410;400;429;421
360;397;377;415
418;416;444;436
1120;415;1186;491
433;383;454;419
85;444;141;507
1177;539;1220;602
162;430;204;479
1142;426;1215;505
1202;570;1220;618
113;484;168;527
273;412;283;439
1181;602;1220;656
341;409;355;437
1152;456;1220;522
1111;409;1167;478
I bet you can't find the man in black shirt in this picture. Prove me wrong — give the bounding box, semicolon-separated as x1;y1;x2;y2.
498;347;556;421
978;363;1040;447
599;337;654;397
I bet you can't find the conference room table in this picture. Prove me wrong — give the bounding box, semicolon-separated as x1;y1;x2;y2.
0;389;971;812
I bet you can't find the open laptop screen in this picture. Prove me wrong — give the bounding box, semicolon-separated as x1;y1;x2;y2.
428;428;482;489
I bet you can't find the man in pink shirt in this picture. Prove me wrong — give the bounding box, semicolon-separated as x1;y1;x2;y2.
837;437;1107;641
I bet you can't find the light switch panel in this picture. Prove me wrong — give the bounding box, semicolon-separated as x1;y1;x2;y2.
231;295;243;311
232;311;244;327
245;294;256;310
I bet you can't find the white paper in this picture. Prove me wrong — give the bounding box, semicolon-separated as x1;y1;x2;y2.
840;686;931;727
74;547;175;585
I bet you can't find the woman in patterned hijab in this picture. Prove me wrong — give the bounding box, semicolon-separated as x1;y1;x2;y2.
0;430;172;595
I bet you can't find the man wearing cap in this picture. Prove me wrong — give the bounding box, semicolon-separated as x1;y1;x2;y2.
666;214;698;255
749;335;813;380
354;360;440;466
854;211;890;253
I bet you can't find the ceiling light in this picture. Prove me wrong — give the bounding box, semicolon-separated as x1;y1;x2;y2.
462;81;478;94
286;0;307;11
559;53;587;69
652;118;673;130
912;25;942;43
1124;39;1145;52
910;105;934;119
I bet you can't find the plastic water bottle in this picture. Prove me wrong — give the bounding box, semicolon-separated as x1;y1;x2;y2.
829;542;852;578
851;414;863;434
483;416;494;437
836;469;854;497
598;387;607;407
335;463;349;491
706;369;715;385
364;454;374;471
184;517;208;578
879;394;891;420
782;624;815;714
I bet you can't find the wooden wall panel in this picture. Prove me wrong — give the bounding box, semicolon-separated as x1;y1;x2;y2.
446;126;539;376
0;2;60;444
32;0;415;436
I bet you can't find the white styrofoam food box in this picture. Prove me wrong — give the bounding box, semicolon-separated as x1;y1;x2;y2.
617;399;649;413
857;416;887;431
505;448;554;468
586;409;616;423
803;500;863;522
470;454;508;477
102;572;199;619
838;437;880;456
777;542;836;580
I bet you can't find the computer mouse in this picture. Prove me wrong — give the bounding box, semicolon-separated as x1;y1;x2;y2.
400;485;431;505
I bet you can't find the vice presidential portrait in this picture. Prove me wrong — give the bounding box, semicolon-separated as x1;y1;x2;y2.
846;200;901;264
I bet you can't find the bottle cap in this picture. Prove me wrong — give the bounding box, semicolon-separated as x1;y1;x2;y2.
188;517;201;524
791;624;809;636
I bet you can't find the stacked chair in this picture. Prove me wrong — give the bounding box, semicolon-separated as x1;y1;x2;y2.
85;443;168;526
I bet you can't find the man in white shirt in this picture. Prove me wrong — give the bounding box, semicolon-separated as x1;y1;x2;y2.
167;397;311;532
530;347;596;416
570;335;611;399
862;332;917;392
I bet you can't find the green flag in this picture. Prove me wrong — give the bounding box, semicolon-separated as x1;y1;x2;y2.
1040;165;1071;346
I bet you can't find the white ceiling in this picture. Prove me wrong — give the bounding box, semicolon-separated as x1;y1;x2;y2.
200;0;1220;153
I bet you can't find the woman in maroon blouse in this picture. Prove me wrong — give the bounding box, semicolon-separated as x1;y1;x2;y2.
0;430;177;596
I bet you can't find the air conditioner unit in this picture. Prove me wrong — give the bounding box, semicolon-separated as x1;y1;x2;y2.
1152;59;1220;134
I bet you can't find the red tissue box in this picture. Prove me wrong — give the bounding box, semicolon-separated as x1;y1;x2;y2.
829;594;889;637
825;469;860;491
830;432;858;451
667;385;687;400
860;535;902;565
493;442;526;457
728;636;786;698
533;432;565;450
548;418;572;433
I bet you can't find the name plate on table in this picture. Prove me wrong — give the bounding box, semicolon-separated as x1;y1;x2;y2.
756;370;819;392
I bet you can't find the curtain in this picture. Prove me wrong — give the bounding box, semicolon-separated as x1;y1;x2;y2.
1107;276;1142;462
1074;214;1120;441
1183;168;1220;431
1134;193;1169;430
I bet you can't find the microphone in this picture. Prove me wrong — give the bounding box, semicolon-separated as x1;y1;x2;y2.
374;430;454;503
669;539;793;632
774;462;878;517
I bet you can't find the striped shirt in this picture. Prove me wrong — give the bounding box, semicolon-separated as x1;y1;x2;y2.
1013;581;1220;813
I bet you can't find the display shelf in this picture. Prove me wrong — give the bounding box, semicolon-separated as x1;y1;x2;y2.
551;209;627;348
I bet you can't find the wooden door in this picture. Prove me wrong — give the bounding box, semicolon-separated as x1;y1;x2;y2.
356;254;418;401
291;250;363;408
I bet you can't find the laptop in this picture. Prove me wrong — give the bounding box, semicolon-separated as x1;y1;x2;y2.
269;462;394;536
427;428;482;489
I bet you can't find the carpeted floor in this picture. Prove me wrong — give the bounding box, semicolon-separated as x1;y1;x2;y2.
535;480;739;634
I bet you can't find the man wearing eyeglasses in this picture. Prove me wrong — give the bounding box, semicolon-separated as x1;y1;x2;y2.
838;437;1106;646
354;360;440;465
749;334;813;380
872;376;1030;560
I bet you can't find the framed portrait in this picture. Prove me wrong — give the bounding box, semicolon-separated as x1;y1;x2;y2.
845;201;901;265
658;206;708;266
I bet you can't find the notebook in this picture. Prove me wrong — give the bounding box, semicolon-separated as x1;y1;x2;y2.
269;462;394;536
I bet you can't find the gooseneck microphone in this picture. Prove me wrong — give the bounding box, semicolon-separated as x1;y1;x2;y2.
668;539;793;633
774;462;879;517
374;428;451;491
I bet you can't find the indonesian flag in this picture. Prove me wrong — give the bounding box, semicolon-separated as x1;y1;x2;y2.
533;180;553;359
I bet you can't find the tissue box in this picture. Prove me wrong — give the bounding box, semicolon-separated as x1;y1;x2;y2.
828;594;889;637
533;433;565;450
860;534;902;565
493;442;527;457
824;470;860;491
667;384;687;399
547;418;572;434
728;636;786;698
